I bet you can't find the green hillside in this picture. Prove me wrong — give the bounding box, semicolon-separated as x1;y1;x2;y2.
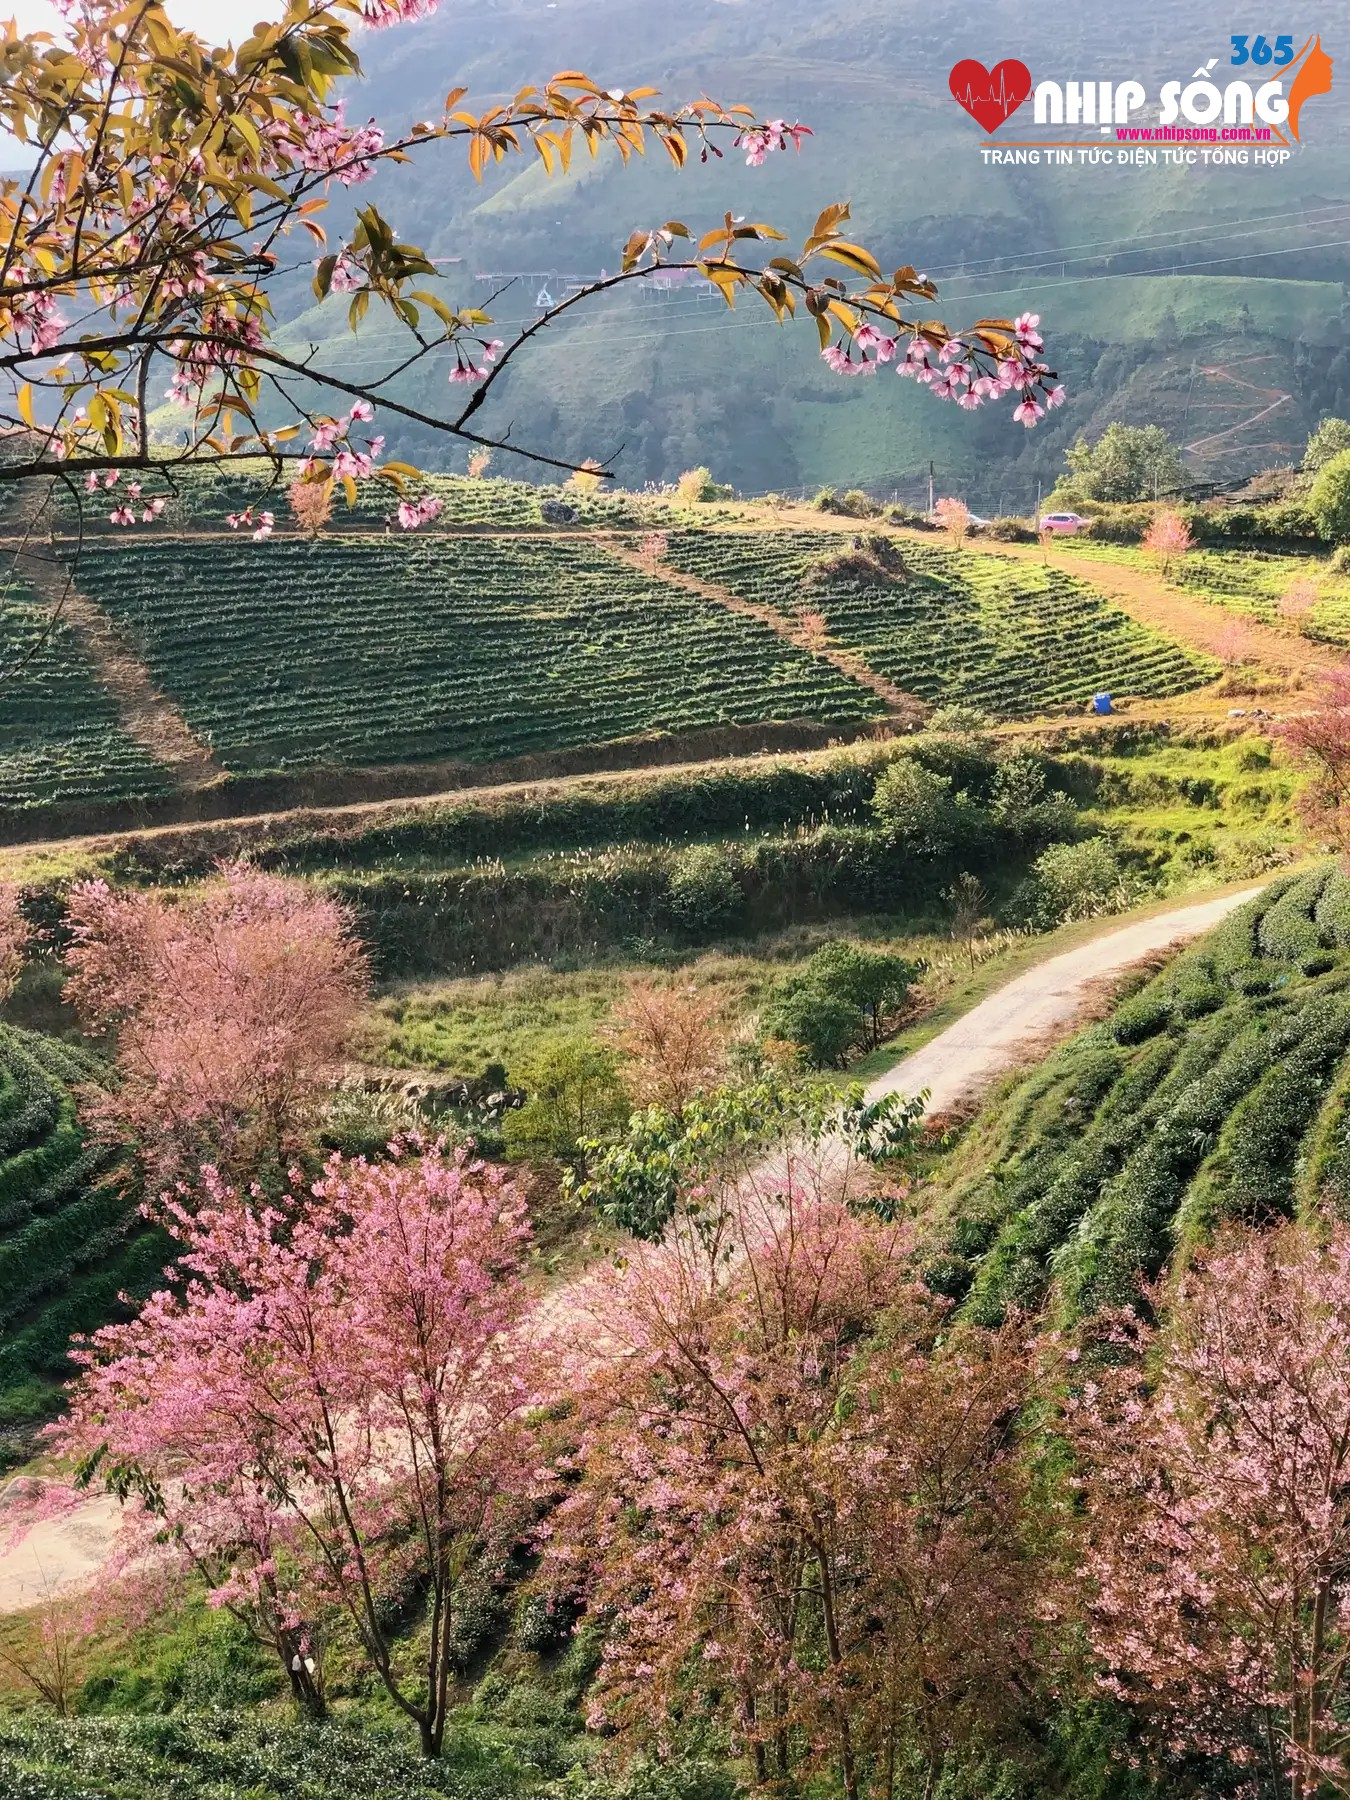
0;1025;162;1447
249;0;1350;501
927;867;1350;1326
0;581;172;815
73;531;881;775
664;529;1214;711
4;506;1218;823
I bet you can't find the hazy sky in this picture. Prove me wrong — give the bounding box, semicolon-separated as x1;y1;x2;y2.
8;0;284;41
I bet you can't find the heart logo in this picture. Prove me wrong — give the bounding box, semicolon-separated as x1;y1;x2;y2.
948;58;1033;132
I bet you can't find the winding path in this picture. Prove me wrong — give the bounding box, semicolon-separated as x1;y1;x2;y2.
867;880;1273;1117
0;880;1276;1614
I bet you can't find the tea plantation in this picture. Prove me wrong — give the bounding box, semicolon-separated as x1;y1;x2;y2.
927;867;1350;1325
74;534;883;773
0;1025;160;1441
0;581;171;813
663;529;1217;714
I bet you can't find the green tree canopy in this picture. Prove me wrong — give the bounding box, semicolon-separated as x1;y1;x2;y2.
1063;424;1190;504
1305;417;1350;474
762;939;924;1064
1310;449;1350;544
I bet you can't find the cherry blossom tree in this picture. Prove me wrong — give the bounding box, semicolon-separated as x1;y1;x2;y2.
62;862;368;1188
545;1176;1034;1800
1279;575;1321;633
56;1142;541;1754
1213;617;1258;673
1279;666;1350;854
634;531;670;576
600;976;731;1113
1067;1225;1350;1799
1141;507;1194;577
0;0;1063;547
933;495;971;548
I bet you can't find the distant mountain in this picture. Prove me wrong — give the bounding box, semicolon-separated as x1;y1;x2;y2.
269;0;1350;505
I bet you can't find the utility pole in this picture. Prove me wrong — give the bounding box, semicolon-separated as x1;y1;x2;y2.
928;459;935;515
1035;477;1042;527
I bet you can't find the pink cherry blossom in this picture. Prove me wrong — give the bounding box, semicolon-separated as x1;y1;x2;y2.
53;1139;540;1757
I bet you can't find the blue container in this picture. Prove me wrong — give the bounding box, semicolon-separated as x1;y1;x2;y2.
1092;692;1113;715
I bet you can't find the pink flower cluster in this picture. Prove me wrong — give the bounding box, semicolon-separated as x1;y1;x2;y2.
87;469;166;525
164;307;265;407
358;0;440;24
735;119;812;166
328;250;363;293
286;102;385;188
4;267;66;355
227;507;275;541
822;311;1065;428
395;494;443;530
448;337;505;385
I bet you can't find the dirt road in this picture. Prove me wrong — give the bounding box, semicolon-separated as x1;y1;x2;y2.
0;881;1275;1615
867;881;1271;1117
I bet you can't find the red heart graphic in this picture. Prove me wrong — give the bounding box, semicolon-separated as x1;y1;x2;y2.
948;58;1033;132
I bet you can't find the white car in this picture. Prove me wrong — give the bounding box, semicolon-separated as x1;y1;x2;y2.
1039;511;1086;534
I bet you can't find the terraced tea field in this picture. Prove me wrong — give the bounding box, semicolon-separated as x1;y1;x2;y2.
928;868;1350;1325
663;530;1216;715
72;466;676;535
0;580;172;813
1063;539;1350;646
0;1026;162;1432
75;535;882;773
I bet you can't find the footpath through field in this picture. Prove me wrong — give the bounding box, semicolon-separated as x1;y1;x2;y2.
0;877;1278;1614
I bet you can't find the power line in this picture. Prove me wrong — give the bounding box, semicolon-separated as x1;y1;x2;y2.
294;202;1350;374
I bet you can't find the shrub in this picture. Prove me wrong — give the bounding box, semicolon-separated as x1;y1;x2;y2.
761;939;924;1065
986;516;1036;542
676;466;716;503
1333;545;1350;575
928;703;990;735
839;487;879;517
990;752;1078;844
1309;448;1350;543
567;458;606;496
1030;837;1131;925
871;759;969;856
666;844;744;937
500;1034;629;1168
884;502;934;529
759;980;859;1068
805;534;907;585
